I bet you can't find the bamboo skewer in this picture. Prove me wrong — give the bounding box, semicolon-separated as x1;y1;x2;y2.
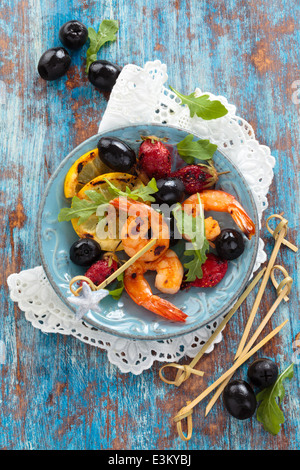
69;238;158;296
234;215;289;359
159;267;266;386
169;213;297;441
266;214;298;253
174;319;289;441
204;265;293;416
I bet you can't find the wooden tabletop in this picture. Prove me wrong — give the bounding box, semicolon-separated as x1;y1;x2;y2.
1;0;299;450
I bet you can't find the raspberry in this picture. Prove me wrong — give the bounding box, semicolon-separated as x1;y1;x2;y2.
83;256;118;286
182;253;228;288
138;136;171;180
172;163;218;194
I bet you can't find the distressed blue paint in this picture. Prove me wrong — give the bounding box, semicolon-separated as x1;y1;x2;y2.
0;0;299;450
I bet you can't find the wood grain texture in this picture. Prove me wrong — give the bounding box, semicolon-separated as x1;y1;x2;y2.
0;0;299;450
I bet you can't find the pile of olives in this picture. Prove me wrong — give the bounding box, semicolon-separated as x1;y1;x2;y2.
37;20;121;92
223;358;279;420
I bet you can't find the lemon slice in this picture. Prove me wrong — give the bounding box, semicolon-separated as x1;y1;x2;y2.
71;172;144;252
64;148;111;198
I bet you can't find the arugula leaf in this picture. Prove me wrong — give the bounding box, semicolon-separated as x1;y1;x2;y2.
108;272;125;300
177;134;217;164
173;194;209;281
256;363;294;435
58;191;109;225
169;86;228;120
58;197;100;225
58;179;157;226
183;244;209;282
104;177;158;202
85;20;119;73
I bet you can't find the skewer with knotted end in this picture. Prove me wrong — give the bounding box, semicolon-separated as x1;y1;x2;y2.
174;319;289;441
159;267;266;386
69;238;158;296
204;264;293;416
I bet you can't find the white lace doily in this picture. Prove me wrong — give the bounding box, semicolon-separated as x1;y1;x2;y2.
7;60;275;375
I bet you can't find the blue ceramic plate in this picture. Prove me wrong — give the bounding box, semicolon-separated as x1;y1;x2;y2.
37;124;259;340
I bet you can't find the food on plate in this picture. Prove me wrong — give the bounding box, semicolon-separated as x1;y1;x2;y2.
247;358;279;389
204;217;221;242
172;162;219;194
97;136;136;172
59;20;88;50
154;177;185;205
37;47;71;81
109;197;170;262
88;60;122;91
182;190;256;240
223;379;257;420
124;250;186;322
83;253;118;287
181;253;228;289
58;132;256;323
70;238;102;266
68;173;144;252
137;136;172;180
215;228;245;260
64;148;111;198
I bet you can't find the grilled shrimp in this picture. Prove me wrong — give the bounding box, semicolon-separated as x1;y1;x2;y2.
109;197;170;261
182;190;256;239
124;249;186;322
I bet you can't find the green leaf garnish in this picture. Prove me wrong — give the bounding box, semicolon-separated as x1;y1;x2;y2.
108;272;125;300
256;363;294;435
177;134;217;164
58;179;158;225
173;193;209;281
58;191;109;225
103;177;158;202
169;86;228;120
85;20;119;73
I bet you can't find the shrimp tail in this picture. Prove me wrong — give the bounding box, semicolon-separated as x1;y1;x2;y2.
142;295;187;322
229;204;256;239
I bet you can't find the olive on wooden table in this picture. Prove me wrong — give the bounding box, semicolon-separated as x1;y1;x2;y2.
88;60;121;92
37;47;71;81
223;379;257;420
247;358;279;389
59;20;88;50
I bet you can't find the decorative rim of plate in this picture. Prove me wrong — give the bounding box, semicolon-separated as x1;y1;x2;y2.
37;123;259;340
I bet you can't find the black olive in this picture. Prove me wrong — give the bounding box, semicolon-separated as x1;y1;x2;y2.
215;228;245;260
88;60;121;92
154;178;185;206
247;358;279;389
70;238;102;266
59;20;88;50
97;136;136;172
37;47;71;81
223;379;257;420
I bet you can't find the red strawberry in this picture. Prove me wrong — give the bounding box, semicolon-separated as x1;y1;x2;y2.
171;162;219;194
83;254;118;286
138;136;171;180
182;253;228;289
